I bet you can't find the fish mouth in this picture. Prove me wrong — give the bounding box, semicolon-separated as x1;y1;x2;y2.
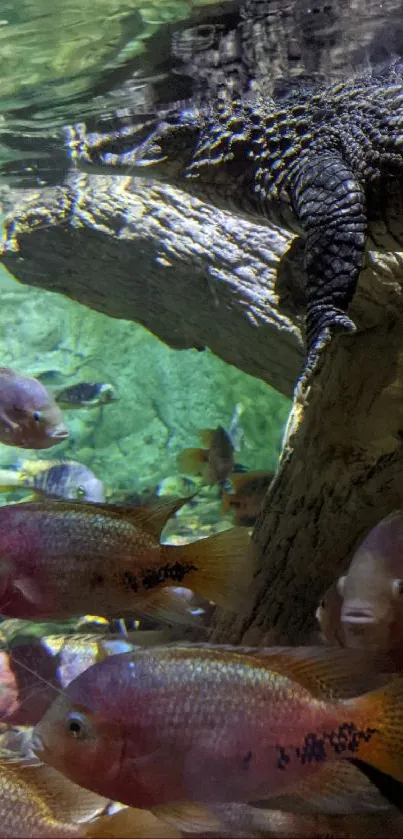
50;426;69;440
341;609;376;625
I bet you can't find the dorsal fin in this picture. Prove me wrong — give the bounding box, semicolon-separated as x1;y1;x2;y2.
186;645;389;700
109;495;195;539
246;646;390;700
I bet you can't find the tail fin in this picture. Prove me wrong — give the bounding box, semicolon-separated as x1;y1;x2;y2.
349;759;403;813
163;527;253;611
349;675;403;783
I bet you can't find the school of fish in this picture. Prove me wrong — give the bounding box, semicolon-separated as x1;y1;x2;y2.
1;369;403;836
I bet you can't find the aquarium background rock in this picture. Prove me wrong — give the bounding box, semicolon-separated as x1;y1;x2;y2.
0;264;290;499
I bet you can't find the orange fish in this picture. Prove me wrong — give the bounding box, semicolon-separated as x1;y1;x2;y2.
177;427;234;486
0;368;68;449
221;471;274;526
0;498;251;620
329;511;403;661
316;581;345;646
32;645;403;809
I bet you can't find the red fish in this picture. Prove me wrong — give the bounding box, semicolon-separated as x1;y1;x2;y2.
32;645;403;809
323;511;403;663
177;427;234;486
221;471;274;526
0;498;251;620
0;368;68;449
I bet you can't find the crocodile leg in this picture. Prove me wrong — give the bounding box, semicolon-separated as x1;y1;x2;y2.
292;154;367;368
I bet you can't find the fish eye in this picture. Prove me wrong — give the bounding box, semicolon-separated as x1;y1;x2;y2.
65;711;91;740
33;411;42;423
76;486;86;498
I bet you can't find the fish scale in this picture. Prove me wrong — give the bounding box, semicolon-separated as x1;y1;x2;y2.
0;499;251;620
32;645;403;810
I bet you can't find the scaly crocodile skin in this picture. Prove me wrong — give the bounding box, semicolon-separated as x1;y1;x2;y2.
67;61;403;373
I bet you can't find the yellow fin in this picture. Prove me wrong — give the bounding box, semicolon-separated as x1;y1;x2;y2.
138;586;206;628
85;807;181;838
246;646;391;701
176;448;208;477
153;802;223;834
105;496;193;540
163;526;253;611
349;674;403;782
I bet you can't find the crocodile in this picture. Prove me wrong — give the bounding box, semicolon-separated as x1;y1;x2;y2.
67;60;403;378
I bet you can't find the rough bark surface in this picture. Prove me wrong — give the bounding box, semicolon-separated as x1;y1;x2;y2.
0;172;305;398
212;258;403;643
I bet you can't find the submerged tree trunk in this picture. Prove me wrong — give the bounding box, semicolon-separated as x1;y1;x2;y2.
0;173;303;399
3;175;403;646
213;257;403;643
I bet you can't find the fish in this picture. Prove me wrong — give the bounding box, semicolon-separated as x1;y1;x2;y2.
31;644;403;809
316;580;345;646
0;461;105;503
0;368;68;449
55;383;116;409
0;633;134;726
221;471;274;526
134;586;212;628
177;427;234;486
333;511;403;661
0;758;180;838
0;759;108;838
0;497;251;620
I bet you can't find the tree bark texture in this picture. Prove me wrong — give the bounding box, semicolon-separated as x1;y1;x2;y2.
212;252;403;643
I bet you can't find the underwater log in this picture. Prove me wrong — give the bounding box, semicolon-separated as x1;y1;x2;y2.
212;262;403;643
0;172;304;399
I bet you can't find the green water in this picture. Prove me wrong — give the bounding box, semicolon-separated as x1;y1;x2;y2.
0;262;289;500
